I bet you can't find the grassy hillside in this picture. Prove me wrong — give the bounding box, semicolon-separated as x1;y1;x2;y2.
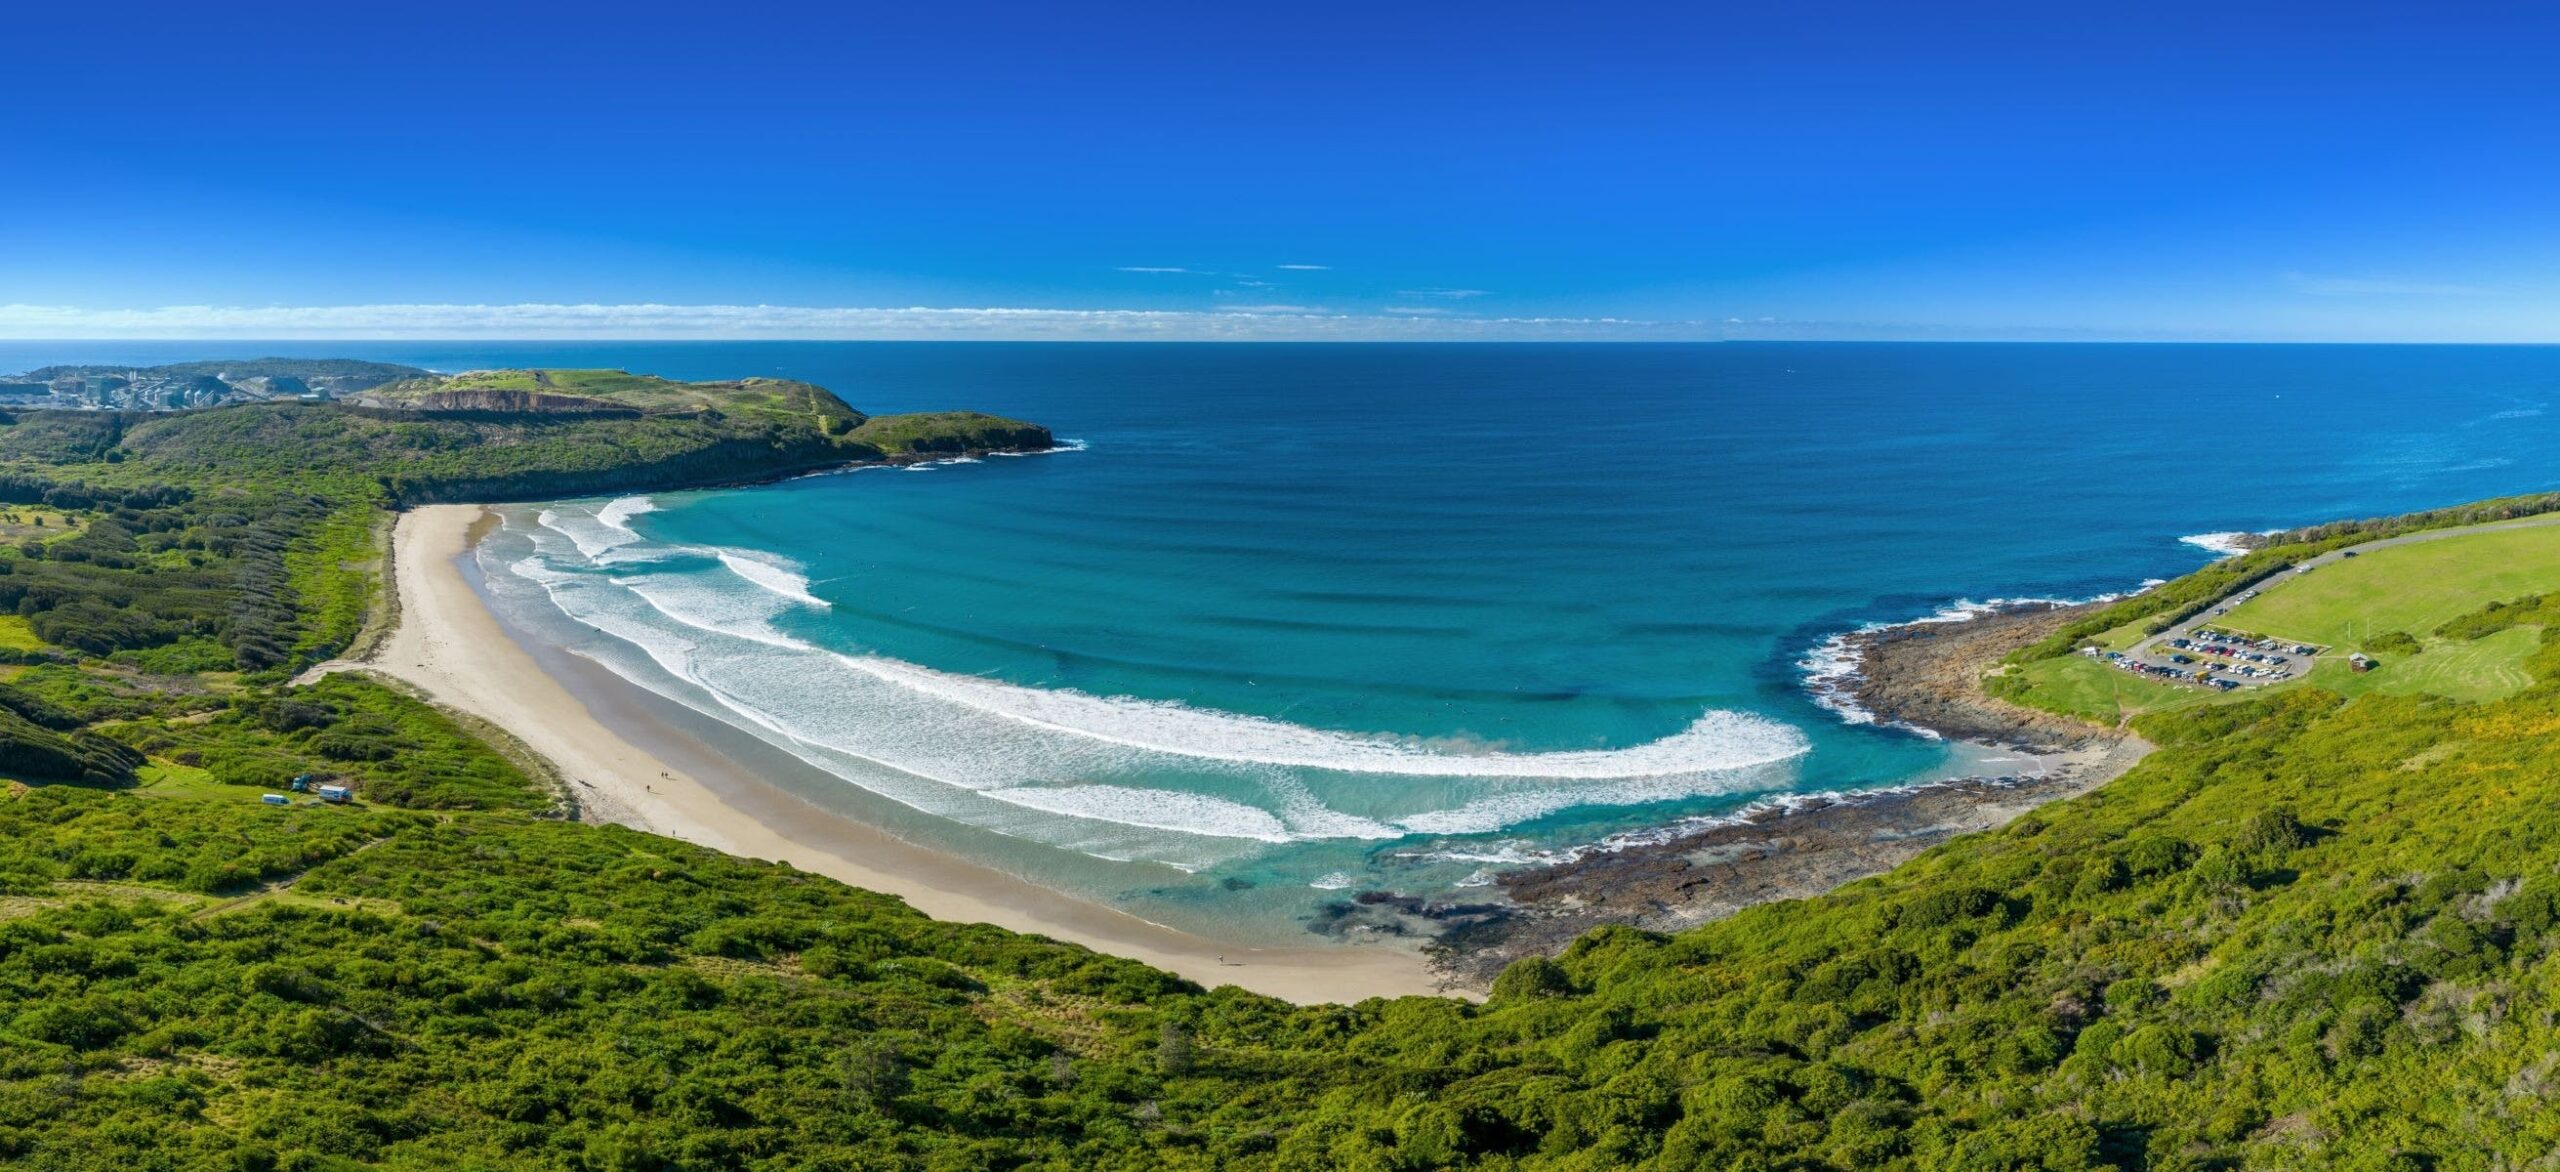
2221;527;2560;645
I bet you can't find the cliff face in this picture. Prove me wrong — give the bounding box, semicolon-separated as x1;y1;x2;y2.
846;411;1055;455
380;432;880;504
345;389;644;417
382;412;1057;504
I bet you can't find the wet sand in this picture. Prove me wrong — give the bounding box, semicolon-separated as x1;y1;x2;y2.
330;505;1451;1005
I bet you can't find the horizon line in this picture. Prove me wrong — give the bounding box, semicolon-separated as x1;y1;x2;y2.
3;303;2554;345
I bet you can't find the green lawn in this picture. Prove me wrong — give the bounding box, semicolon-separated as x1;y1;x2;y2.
2095;619;2154;652
2223;524;2560;648
2000;654;2220;724
2295;624;2546;703
2006;524;2560;717
2185;524;2560;705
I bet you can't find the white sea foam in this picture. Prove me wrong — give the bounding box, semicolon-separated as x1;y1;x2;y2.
2180;530;2278;559
829;657;1808;779
988;437;1091;457
597;495;657;530
1309;871;1357;890
493;500;1814;860
1404;845;1544;866
981;785;1299;842
537;495;659;560
715;550;830;609
1391;771;1766;836
1798;586;2153;733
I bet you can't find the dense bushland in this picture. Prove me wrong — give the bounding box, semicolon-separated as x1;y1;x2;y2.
16;643;2560;1168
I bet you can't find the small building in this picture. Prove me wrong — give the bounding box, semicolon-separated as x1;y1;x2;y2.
2350;653;2375;673
261;794;290;807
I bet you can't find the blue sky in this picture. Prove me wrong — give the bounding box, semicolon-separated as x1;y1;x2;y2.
6;1;2558;340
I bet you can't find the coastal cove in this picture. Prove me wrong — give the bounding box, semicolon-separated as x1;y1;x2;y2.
25;9;2560;1161
339;504;1450;1002
14;346;2560;1164
26;341;2560;970
279;341;2560;953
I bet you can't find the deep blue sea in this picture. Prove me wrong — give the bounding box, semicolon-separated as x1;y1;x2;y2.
10;341;2560;940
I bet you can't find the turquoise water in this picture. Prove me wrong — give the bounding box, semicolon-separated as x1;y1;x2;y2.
13;341;2560;940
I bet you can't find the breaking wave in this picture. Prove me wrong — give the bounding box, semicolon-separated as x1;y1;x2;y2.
2180;530;2278;559
715;550;829;609
490;498;1810;864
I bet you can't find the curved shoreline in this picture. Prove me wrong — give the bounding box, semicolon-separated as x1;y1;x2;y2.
1426;598;2153;984
343;504;1453;1005
336;504;2162;999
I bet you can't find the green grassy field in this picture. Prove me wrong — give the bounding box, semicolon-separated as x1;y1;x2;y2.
2201;523;2560;704
2223;523;2560;647
2282;624;2545;703
1998;654;2220;724
2096;619;2155;652
2008;523;2560;717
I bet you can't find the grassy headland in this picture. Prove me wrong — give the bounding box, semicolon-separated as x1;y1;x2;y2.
1998;514;2560;722
10;372;2560;1167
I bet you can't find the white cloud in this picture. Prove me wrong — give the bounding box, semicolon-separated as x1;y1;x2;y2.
1115;266;1196;274
0;302;1712;341
2289;273;2495;296
1394;288;1491;300
1275;264;1331;271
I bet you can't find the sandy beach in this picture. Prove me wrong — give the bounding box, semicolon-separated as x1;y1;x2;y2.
332;504;1451;1004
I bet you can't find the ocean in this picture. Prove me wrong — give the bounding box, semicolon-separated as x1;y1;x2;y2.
11;340;2560;942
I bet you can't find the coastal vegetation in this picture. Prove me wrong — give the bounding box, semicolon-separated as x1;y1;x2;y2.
13;363;2560;1167
19;570;2560;1168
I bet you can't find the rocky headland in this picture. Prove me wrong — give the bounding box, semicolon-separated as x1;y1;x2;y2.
1419;598;2149;988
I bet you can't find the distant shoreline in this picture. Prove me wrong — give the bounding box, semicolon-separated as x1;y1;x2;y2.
334;503;1454;1005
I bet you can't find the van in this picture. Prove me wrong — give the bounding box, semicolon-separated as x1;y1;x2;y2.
261;794;290;807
